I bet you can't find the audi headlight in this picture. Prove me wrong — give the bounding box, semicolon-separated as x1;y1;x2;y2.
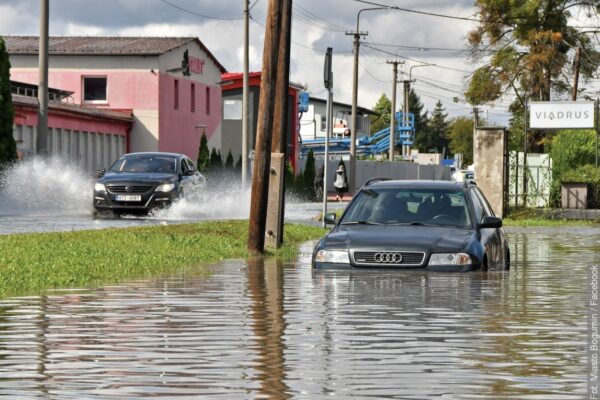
156;183;176;192
315;249;350;264
428;253;472;266
94;182;106;192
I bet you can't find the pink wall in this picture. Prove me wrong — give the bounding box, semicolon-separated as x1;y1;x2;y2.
158;73;221;160
14;104;130;136
10;70;159;110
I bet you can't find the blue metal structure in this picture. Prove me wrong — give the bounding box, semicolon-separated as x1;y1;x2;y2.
300;112;415;158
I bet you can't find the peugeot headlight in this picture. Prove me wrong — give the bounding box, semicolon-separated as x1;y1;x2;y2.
94;182;106;192
315;249;350;264
428;253;472;266
156;183;176;192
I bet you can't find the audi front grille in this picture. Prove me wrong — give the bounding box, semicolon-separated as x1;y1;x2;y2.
352;251;425;267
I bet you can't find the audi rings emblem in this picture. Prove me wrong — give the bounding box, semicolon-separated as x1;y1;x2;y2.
374;252;403;263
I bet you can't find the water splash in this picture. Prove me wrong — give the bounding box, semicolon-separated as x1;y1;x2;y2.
150;180;251;221
0;157;94;216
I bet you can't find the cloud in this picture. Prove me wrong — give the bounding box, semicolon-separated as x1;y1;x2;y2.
0;0;512;122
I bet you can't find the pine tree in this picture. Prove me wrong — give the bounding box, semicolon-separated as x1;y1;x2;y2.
197;132;209;172
0;37;16;168
224;150;234;170
303;149;316;199
208;148;220;173
428;101;449;154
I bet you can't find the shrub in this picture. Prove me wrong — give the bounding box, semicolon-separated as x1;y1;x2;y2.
550;129;596;178
560;164;600;208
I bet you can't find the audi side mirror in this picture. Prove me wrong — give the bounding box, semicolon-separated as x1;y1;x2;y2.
479;216;502;229
96;168;106;178
324;213;337;225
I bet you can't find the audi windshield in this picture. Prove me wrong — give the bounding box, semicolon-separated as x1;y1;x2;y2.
340;188;471;228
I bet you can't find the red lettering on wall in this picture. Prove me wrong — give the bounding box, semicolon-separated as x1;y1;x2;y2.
189;56;204;74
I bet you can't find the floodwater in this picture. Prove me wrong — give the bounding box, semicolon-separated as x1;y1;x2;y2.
0;228;597;399
0;157;343;234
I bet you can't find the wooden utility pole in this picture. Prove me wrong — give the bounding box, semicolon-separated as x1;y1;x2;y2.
572;47;581;101
265;0;292;249
247;0;283;253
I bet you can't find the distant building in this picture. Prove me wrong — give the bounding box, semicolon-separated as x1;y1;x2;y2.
299;97;376;142
5;36;226;167
220;71;302;172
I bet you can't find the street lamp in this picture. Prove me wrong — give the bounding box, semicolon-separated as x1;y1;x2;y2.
402;63;436;156
346;6;389;189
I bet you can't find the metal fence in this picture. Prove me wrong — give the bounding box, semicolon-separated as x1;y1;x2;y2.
296;158;452;193
508;151;552;207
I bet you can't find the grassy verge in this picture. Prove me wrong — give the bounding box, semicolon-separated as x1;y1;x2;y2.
0;221;326;298
504;208;600;227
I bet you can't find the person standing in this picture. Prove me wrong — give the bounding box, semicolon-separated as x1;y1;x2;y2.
333;161;348;201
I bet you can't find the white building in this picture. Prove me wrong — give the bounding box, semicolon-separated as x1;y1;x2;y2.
299;97;376;142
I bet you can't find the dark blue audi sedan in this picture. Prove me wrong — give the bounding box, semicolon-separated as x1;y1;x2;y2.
93;152;205;214
312;179;509;272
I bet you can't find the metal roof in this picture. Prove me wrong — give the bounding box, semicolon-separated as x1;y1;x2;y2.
12;94;133;123
3;36;227;72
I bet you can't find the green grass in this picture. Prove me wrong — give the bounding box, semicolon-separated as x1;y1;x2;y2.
0;221;326;298
504;208;600;227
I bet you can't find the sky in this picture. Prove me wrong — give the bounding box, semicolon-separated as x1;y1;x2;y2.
0;0;515;123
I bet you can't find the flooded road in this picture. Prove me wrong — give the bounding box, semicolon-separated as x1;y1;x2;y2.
0;229;597;398
0;157;345;234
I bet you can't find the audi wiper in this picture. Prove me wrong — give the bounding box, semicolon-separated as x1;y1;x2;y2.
341;220;382;225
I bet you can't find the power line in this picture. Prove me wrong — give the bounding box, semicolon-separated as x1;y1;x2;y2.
353;0;484;22
160;0;243;20
361;42;475;73
249;15;352;53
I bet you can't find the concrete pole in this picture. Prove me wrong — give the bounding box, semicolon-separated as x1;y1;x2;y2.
37;0;49;156
247;0;281;253
350;33;359;159
242;0;250;186
402;80;410;157
387;60;399;161
323;76;333;228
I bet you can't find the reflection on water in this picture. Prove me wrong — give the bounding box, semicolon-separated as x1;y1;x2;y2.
0;229;597;398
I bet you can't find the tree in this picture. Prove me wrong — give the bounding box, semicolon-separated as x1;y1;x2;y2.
447;117;474;166
0;37;16;168
197;131;209;172
370;94;392;134
302;149;316;199
466;1;600;151
224;150;235;170
408;89;428;135
207;148;222;173
416;101;449;154
467;1;600;104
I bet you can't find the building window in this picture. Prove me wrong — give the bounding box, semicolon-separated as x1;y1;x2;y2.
191;83;195;112
82;76;107;103
206;87;210;115
174;80;179;109
223;99;242;120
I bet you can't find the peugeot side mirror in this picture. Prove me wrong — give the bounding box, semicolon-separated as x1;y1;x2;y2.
324;213;337;225
96;168;106;178
479;216;502;229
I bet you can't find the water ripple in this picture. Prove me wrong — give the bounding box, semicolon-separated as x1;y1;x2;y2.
0;230;595;398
